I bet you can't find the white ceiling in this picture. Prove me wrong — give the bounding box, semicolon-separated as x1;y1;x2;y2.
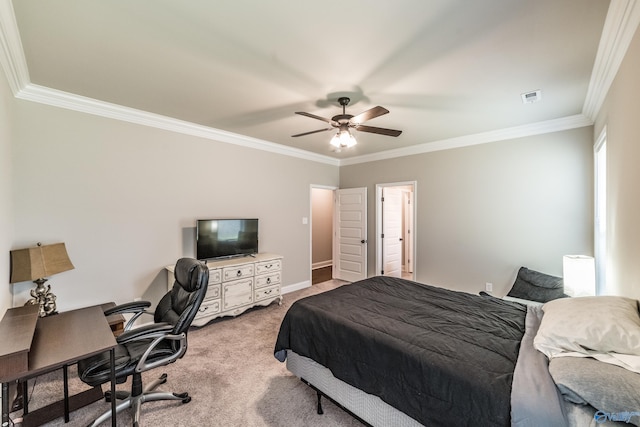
5;0;615;160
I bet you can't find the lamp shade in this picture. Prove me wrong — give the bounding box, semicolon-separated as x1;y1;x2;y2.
562;255;596;297
10;242;74;283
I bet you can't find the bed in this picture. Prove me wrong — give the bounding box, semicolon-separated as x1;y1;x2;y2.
273;276;640;426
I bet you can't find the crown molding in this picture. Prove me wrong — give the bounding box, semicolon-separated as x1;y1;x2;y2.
583;0;640;120
0;0;29;94
339;114;594;166
17;83;340;166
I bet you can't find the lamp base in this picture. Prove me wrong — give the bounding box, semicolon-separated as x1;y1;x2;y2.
25;278;58;317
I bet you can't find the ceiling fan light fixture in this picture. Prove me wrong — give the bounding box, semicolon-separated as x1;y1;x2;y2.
293;96;401;146
331;130;357;148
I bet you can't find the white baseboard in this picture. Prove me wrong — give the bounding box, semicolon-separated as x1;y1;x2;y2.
282;281;311;294
312;260;332;270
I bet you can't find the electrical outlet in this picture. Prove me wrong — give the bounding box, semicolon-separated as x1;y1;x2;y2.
485;282;493;292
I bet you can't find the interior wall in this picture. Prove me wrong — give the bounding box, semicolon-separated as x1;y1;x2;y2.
311;188;333;267
594;23;640;299
10;100;339;311
340;127;594;296
0;62;14;315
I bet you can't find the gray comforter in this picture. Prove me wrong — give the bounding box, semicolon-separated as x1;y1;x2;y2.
275;276;570;426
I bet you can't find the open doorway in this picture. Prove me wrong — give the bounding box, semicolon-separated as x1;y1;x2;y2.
376;182;416;280
310;185;368;285
311;186;336;284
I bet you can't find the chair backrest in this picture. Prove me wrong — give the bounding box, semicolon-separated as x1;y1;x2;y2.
154;258;209;336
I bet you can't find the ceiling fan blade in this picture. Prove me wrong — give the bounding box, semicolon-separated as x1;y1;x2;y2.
295;111;334;124
350;106;389;124
291;128;334;137
355;124;402;137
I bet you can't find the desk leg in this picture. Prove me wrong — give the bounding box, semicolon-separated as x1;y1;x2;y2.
110;349;116;427
63;365;70;422
2;382;9;427
22;380;28;415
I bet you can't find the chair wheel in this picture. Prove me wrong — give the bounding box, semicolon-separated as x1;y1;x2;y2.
159;373;168;381
182;396;191;404
174;392;188;399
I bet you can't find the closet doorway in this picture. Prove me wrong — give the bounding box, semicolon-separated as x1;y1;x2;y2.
311;185;368;284
311;186;336;284
375;182;416;280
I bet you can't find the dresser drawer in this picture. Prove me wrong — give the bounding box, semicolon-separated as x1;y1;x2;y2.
255;259;282;275
223;278;253;310
223;264;254;281
207;268;222;284
196;298;221;319
255;272;281;289
205;283;221;300
255;285;280;302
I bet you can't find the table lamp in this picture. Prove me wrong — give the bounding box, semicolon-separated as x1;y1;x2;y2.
10;242;74;317
562;255;596;297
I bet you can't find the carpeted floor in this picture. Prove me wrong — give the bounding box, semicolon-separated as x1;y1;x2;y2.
10;280;362;427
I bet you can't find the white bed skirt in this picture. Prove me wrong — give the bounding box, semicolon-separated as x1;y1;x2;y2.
286;351;424;427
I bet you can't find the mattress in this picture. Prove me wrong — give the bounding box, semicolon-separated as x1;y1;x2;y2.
287;350;423;427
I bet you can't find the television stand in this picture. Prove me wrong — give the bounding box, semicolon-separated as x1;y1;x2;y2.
166;253;282;326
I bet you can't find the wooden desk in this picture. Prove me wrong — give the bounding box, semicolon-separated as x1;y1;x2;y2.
0;305;117;427
101;302;125;336
0;305;39;382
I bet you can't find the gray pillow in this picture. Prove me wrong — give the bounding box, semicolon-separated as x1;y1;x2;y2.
549;357;640;426
506;267;568;303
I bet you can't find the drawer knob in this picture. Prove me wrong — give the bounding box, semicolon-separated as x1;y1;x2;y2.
237;270;242;277
199;306;208;313
266;277;271;284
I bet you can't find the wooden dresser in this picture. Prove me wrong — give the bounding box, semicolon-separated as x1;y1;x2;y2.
166;253;282;327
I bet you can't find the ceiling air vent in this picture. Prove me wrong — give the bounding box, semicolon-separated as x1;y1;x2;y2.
521;90;542;104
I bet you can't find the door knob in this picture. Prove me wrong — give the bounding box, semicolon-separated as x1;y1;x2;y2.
361;240;367;244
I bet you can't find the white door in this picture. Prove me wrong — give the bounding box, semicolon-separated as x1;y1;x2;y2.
382;187;403;277
375;182;416;280
333;187;367;282
403;190;414;274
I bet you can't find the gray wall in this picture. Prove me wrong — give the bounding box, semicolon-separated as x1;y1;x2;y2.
595;24;640;300
0;63;13;315
340;127;594;296
9;99;338;311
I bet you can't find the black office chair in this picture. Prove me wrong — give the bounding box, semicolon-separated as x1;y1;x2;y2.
78;257;209;427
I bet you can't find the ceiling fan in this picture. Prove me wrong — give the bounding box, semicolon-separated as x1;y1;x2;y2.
292;97;402;149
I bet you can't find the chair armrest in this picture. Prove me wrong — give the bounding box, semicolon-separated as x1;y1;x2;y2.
116;322;173;344
104;301;152;316
104;301;154;332
136;331;188;373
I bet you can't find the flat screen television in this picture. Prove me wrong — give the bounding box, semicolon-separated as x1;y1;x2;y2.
196;218;258;260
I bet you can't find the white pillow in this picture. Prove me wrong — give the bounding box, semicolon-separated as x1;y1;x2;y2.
534;296;640;373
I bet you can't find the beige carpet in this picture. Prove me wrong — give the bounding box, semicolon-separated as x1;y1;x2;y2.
10;280;363;427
